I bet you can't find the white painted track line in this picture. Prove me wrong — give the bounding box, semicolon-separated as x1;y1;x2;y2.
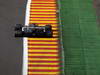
22;0;32;75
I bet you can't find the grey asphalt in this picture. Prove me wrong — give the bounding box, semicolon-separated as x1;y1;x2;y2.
0;0;26;75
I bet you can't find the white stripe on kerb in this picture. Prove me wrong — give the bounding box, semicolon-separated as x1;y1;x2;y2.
25;0;31;26
22;0;31;75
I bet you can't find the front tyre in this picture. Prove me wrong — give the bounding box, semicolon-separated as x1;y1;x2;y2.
15;31;23;37
46;30;53;37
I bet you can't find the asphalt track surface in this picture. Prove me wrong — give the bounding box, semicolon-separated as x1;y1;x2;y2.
0;0;26;75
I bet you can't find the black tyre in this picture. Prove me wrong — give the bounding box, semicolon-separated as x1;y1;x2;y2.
46;30;53;37
45;25;52;30
35;29;44;37
15;24;23;31
15;31;23;37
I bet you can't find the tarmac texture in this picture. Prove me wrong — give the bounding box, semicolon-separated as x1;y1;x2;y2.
0;0;26;75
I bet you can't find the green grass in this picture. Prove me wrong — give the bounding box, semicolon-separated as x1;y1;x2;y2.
60;0;100;75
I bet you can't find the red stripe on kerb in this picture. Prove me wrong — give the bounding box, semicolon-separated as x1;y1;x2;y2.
28;40;58;42
29;23;57;24
30;19;57;21
28;65;60;67
28;52;59;54
31;3;56;4
29;20;57;21
28;69;60;72
29;60;61;63
30;20;57;21
30;11;56;13
30;14;56;16
30;8;56;10
28;64;61;67
28;56;59;58
28;48;59;50
31;5;56;7
30;17;57;18
28;44;58;46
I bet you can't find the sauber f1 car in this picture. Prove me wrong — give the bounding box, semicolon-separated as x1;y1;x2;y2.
14;24;53;37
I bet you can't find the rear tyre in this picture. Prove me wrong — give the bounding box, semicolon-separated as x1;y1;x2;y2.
45;25;52;30
15;24;23;31
46;30;53;37
45;25;52;37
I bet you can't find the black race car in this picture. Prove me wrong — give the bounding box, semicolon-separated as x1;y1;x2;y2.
14;24;53;37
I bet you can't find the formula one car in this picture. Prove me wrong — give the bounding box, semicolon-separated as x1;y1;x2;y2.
14;24;53;37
